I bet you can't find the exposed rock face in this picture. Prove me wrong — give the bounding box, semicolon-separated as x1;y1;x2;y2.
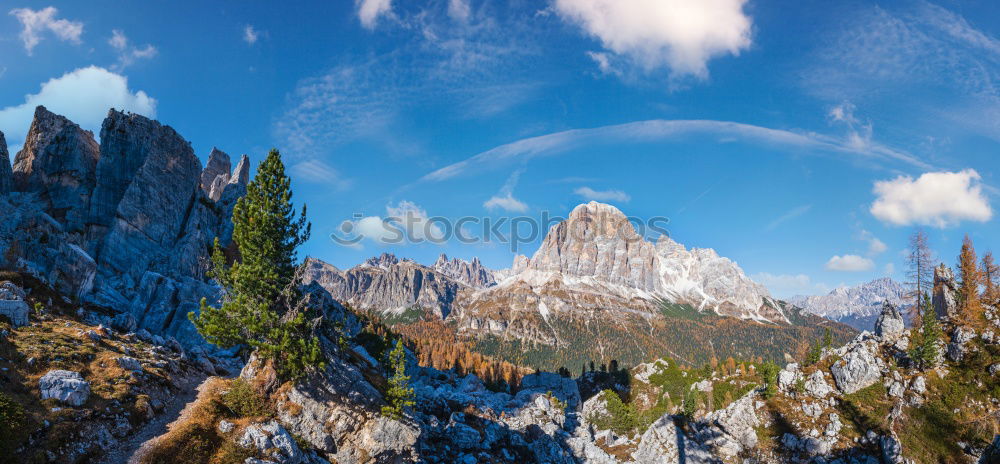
528;202;661;292
199;147;230;198
12;106;100;234
934;264;959;320
0;281;29;327
830;335;886;394
0;130;11;195
790;277;908;331
39;370;91;406
433;253;496;288
239;420;306;464
302;255;464;319
0;106;248;347
875;302;905;340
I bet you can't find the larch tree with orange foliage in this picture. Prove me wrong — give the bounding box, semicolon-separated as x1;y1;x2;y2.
957;235;984;326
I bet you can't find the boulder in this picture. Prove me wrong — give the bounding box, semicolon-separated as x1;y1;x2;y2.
116;356;142;371
631;414;720;464
700;392;760;456
830;336;886;394
39;370;90;406
804;370;833;398
239;420;304;464
875;302;905;340
0;281;30;327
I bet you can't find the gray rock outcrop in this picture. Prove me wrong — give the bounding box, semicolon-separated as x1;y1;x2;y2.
12;106;100;235
0;281;30;327
199;147;231;198
934;264;959;320
830;335;886;394
239;420;306;464
0;130;11;195
39;370;90;406
432;253;497;289
0;106;249;348
875;302;905;340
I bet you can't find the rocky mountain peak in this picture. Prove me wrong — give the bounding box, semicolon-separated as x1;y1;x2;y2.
0;130;11;195
526;201;661;292
200;147;231;197
789;277;908;332
364;253;400;268
12;105;100;232
432;253;496;289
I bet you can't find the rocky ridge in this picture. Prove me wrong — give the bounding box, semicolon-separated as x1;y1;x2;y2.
0;106;249;347
789;277;909;332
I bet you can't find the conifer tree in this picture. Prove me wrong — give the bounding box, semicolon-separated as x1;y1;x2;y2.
761;362;779;399
983;252;1000;307
957;235;983;326
909;294;942;370
822;328;833;349
189;149;320;379
382;339;415;420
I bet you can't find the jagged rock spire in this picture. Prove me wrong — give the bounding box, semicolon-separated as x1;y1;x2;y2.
200;147;231;198
11;106;100;232
0;130;11;195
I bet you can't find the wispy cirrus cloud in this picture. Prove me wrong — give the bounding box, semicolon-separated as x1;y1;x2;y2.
274;2;541;175
804;1;1000;143
573;186;630;203
484;169;529;212
765;204;812;231
419;119;929;183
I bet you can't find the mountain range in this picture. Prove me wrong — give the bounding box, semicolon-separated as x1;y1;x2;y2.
305;202;854;370
789;277;912;332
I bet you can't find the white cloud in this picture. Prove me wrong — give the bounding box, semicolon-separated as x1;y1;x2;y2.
447;0;471;22
553;0;752;78
9;7;83;55
0;66;156;147
574;186;630;203
341;201;445;247
858;229;887;255
885;262;896;276
108;30;157;71
243;25;259;44
484;169;529;212
288;159;352;190
870;169;992;228
752;272;830;299
419;119;928;183
825;255;875;272
357;0;392;29
765;204;812;231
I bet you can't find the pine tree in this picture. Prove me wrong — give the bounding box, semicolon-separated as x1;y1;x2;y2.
189;149;319;379
761;362;779;399
822;328;833;349
805;339;822;366
983;252;1000;307
382;339;415;420
907;230;934;318
909;294;942;370
957;235;983;326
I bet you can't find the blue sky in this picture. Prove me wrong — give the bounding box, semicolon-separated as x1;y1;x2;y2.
1;0;999;298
